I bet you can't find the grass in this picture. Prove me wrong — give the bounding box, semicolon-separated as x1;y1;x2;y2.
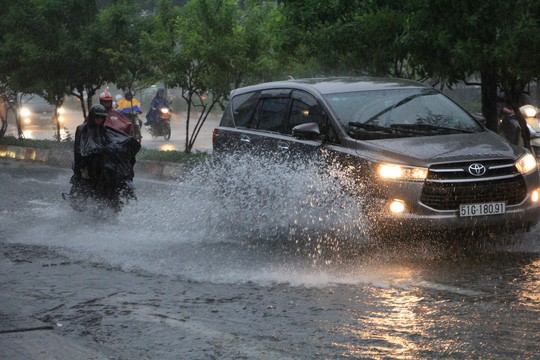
0;135;209;165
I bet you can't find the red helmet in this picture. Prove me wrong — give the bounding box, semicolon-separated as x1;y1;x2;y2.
99;91;112;101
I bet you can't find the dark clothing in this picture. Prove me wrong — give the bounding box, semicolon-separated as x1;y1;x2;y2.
73;120;140;186
145;95;171;125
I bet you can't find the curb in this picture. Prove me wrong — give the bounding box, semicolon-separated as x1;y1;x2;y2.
0;144;186;179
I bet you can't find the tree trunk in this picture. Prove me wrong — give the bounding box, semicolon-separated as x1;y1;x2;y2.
185;92;192;153
55;105;61;142
480;66;499;132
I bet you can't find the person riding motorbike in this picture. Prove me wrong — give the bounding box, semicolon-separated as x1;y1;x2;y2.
117;91;143;141
99;91;133;136
144;88;171;126
117;91;142;115
65;104;141;214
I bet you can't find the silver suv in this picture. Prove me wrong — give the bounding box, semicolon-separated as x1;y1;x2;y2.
213;78;540;235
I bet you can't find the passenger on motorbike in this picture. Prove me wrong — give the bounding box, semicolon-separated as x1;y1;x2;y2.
99;91;133;135
117;91;143;141
144;88;171;126
117;91;142;115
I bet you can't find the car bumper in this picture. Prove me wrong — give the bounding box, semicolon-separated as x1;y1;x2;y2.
366;174;540;234
373;202;540;233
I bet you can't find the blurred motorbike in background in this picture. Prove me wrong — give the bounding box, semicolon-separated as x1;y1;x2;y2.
147;107;172;140
499;104;540;158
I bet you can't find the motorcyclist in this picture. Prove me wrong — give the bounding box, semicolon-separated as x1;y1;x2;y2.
72;104;115;195
99;91;133;135
69;104;140;213
145;88;171;126
117;91;143;141
117;91;142;115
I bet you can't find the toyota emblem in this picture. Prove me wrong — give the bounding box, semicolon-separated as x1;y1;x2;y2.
468;163;486;176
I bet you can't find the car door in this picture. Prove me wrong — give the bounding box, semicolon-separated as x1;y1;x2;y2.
251;92;291;156
278;90;327;162
213;90;261;154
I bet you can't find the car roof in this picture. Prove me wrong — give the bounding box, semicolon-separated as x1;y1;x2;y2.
231;77;428;97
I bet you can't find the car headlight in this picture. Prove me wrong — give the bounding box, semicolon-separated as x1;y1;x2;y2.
20;107;31;117
377;163;428;181
515;152;537;174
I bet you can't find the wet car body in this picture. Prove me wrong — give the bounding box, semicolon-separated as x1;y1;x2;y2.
213;77;540;236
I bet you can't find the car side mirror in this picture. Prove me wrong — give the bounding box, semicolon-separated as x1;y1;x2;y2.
472;113;486;126
292;122;321;140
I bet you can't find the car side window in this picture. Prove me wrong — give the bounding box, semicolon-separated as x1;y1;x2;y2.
254;98;289;133
232;91;260;128
288;91;325;132
219;102;234;127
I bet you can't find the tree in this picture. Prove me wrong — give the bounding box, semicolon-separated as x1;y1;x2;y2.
0;0;108;139
403;0;540;143
99;0;164;94
278;0;409;77
169;0;280;153
280;0;540;149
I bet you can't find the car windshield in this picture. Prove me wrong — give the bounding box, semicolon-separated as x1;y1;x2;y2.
323;88;483;140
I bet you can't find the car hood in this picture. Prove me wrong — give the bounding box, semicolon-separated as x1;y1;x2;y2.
354;131;521;166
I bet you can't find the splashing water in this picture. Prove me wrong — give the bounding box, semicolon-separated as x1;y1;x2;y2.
4;155;539;286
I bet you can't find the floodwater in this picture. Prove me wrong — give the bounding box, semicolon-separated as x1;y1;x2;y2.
1;158;539;359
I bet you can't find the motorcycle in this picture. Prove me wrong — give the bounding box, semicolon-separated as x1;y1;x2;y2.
62;127;141;216
519;104;540;158
499;104;540;158
123;111;143;142
147;107;172;140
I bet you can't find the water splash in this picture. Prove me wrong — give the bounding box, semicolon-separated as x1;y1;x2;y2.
4;155;540;286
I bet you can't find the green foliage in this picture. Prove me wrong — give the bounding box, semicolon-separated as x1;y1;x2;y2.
0;135;208;164
99;0;164;93
2;0;540;146
137;147;208;164
0;135;72;150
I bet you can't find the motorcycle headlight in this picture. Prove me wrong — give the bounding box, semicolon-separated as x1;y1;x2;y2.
20;107;31;117
377;163;428;181
57;107;65;115
515;152;537;174
521;105;537;118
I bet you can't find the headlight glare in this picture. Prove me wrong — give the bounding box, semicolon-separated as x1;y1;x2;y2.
378;163;428;180
515;153;537;174
20;108;31;117
522;105;537;118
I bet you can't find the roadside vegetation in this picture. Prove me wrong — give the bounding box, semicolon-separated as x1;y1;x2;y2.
0;135;208;164
1;0;540;150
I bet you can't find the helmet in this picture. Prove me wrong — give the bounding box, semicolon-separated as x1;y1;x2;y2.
88;104;107;122
157;88;165;95
124;91;133;101
99;91;113;110
99;91;112;101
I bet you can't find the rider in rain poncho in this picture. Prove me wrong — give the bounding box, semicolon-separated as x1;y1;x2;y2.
145;88;171;126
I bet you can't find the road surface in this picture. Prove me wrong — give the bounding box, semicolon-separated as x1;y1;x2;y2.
1;160;540;359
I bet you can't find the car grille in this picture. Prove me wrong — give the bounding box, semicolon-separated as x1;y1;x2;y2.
420;159;528;210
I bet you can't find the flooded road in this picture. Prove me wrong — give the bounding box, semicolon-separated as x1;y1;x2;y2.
1;160;539;359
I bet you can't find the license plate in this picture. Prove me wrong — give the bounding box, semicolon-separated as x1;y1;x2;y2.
459;202;506;217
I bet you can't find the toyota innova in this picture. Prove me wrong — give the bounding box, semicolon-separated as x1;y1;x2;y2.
212;78;540;236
